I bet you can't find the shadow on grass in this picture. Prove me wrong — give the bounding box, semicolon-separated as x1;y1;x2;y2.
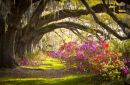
0;75;92;85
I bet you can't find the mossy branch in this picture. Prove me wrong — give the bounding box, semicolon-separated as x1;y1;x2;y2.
37;21;109;39
81;0;129;40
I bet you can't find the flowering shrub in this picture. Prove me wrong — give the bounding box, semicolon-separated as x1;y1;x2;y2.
125;59;130;68
15;55;40;66
49;38;130;82
24;50;43;60
14;50;43;66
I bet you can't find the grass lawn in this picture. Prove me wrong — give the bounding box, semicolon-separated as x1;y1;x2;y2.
0;75;90;85
0;74;110;85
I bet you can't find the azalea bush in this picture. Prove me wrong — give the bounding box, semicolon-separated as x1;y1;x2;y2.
15;55;40;66
110;39;130;69
14;50;45;66
49;38;130;83
24;50;43;60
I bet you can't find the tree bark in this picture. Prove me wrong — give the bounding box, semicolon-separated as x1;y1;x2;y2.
0;27;18;68
0;12;5;68
27;42;33;53
33;35;43;48
15;40;27;58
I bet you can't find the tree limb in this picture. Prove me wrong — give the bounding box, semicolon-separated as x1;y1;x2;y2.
27;21;112;51
21;2;129;43
116;0;130;5
37;3;129;27
70;28;84;40
80;0;129;40
29;0;50;25
54;31;66;43
7;0;41;28
102;0;130;37
37;21;110;39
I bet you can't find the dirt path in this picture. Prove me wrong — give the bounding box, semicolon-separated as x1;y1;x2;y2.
0;67;78;79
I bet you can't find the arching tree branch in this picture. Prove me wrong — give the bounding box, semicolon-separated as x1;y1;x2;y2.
37;21;109;39
37;4;122;28
29;0;50;26
31;21;109;48
102;0;130;37
22;3;128;38
80;0;129;40
20;2;130;48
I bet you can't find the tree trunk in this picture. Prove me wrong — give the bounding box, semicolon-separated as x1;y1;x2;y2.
27;42;33;53
0;27;18;68
0;12;5;68
15;40;27;58
15;37;34;58
33;35;43;47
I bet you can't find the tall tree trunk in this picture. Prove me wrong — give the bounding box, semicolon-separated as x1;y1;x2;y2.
15;40;27;58
33;35;43;48
0;12;5;68
0;26;18;68
27;42;33;53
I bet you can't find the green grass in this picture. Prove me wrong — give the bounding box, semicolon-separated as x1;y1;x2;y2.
0;75;92;85
0;74;112;85
22;57;65;69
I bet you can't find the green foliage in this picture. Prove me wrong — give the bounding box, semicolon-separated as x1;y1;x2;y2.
46;46;51;51
109;39;122;52
24;50;42;60
110;39;130;57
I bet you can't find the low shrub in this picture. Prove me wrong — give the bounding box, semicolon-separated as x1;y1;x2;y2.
15;50;45;66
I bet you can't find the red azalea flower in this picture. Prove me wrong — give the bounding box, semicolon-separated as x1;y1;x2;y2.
101;43;109;48
92;67;95;70
98;54;102;58
116;59;119;62
88;78;90;81
94;59;98;62
105;43;109;47
103;58;107;61
105;48;109;51
46;52;50;56
97;68;100;71
109;52;113;55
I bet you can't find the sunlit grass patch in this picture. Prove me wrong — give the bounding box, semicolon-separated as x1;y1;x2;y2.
0;75;89;85
44;57;60;62
0;74;111;85
22;57;65;69
22;64;65;69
